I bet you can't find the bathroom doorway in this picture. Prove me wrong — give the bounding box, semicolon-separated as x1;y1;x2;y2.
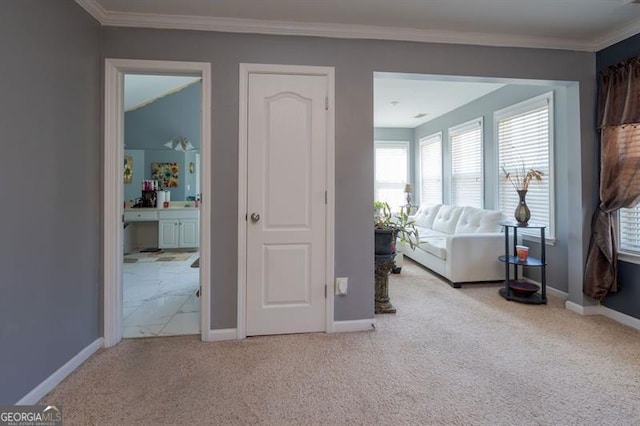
103;59;212;347
122;74;202;338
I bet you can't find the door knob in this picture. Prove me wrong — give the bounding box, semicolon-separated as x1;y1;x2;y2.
250;213;261;223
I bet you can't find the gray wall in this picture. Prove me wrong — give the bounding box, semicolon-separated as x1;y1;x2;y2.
125;81;202;150
0;1;101;404
413;84;573;292
597;33;640;319
103;28;597;328
124;149;145;202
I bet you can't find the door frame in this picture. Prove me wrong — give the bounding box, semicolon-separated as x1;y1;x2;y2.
103;58;212;347
237;63;335;338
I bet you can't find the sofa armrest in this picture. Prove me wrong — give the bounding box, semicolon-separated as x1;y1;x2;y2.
445;233;506;283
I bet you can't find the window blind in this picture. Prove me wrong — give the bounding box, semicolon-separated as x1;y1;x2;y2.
617;125;640;255
497;95;552;238
450;120;483;208
419;133;442;206
374;142;409;211
620;205;640;253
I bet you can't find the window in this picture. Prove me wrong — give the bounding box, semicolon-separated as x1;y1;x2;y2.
617;126;640;257
418;133;443;206
374;141;409;211
495;92;554;239
449;118;483;208
620;205;640;255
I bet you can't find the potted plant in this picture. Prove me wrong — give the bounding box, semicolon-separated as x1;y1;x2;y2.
501;164;543;225
374;202;419;257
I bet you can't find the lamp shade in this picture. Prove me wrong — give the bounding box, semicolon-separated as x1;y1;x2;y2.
404;183;413;193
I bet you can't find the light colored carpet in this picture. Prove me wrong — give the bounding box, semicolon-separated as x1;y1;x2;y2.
41;259;640;425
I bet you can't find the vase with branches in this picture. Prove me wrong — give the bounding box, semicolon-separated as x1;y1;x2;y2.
501;165;543;225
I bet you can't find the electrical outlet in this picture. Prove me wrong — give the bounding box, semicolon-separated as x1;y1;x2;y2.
335;277;348;295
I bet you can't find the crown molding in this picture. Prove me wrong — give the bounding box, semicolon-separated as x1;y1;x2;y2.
74;0;107;23
99;11;594;52
77;0;640;52
591;17;640;52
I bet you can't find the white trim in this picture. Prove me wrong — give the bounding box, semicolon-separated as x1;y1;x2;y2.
565;301;602;316
523;277;568;299
104;59;212;348
16;338;103;405
238;63;336;338
564;301;640;332
332;319;376;333
600;305;640;331
545;285;568;299
74;0;107;22
75;2;601;52
204;328;239;342
618;251;640;265
592;18;640;52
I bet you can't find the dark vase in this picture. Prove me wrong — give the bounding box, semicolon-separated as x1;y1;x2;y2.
514;189;531;225
375;229;397;255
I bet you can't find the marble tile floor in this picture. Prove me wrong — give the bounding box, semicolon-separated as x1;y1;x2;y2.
123;250;200;338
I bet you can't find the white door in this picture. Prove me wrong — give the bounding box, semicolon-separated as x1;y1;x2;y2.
158;220;179;248
179;219;199;248
246;72;328;336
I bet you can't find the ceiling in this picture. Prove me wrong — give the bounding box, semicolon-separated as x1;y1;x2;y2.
78;0;640;51
124;75;201;111
375;76;504;128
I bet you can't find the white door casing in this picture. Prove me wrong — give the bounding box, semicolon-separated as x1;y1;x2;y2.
239;64;335;338
103;59;212;346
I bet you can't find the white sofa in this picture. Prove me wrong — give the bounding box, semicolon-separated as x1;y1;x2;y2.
397;204;506;287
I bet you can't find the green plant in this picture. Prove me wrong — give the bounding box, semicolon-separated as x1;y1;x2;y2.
374;202;420;250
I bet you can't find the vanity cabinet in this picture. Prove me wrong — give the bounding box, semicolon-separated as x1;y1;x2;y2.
158;210;200;249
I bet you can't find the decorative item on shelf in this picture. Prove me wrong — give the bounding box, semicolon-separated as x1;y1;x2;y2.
189;161;195;174
404;183;413;208
516;245;529;261
164;136;194;152
501;164;543;226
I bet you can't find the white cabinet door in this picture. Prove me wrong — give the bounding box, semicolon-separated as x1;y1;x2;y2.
179;219;199;248
158;220;179;248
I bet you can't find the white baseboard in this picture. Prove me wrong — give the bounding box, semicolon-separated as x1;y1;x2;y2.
332;319;376;333
523;278;568;299
545;285;568;299
204;328;238;341
600;305;640;331
565;301;602;316
17;338;103;405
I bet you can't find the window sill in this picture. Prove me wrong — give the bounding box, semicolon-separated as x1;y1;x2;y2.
618;251;640;265
521;234;556;246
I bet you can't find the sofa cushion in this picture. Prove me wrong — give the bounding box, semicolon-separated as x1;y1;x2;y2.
455;206;504;234
417;238;447;260
415;226;448;240
431;205;464;234
412;204;442;228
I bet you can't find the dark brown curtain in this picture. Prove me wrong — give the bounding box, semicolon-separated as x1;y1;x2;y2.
584;57;640;300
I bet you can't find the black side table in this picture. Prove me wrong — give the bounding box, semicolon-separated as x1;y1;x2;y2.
498;221;547;304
